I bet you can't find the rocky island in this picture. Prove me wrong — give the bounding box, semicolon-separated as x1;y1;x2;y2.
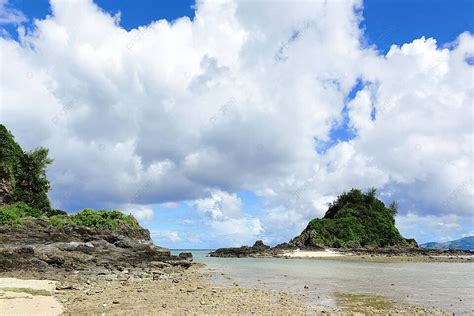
210;189;473;261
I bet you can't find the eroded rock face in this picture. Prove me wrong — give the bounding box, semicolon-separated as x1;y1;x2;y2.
0;219;192;273
289;230;325;250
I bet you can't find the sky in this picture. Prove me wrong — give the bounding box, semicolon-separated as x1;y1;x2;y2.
0;0;472;248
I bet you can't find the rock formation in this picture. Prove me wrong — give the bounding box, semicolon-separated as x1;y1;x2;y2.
0;123;192;273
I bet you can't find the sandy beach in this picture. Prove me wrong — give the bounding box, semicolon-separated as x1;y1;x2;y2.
279;249;344;258
0;278;62;315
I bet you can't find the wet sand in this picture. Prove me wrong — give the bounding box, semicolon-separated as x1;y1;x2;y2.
0;264;454;315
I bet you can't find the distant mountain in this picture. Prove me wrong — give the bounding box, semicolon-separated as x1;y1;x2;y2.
420;236;474;250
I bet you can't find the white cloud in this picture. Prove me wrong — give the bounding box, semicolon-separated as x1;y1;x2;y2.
210;217;263;247
0;0;26;25
158;202;179;209
121;204;154;222
396;213;470;244
152;231;182;243
0;0;472;246
194;190;243;220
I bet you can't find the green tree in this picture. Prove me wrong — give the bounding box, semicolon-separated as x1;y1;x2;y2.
0;124;53;211
389;201;398;215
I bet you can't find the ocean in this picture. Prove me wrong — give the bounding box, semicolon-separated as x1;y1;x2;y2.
172;249;474;314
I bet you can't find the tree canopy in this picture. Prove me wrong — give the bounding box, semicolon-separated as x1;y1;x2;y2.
0;124;52;211
296;188;407;248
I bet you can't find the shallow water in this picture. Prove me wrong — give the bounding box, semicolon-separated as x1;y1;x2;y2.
172;249;474;314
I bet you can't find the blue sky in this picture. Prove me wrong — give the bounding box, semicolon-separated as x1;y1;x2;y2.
5;0;473;51
1;0;473;248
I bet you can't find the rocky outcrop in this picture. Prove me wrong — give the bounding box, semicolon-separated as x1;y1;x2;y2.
0;218;192;272
209;240;280;258
289;230;325;249
0;218;151;245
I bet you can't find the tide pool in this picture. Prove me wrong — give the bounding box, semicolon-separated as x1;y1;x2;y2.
172;249;474;314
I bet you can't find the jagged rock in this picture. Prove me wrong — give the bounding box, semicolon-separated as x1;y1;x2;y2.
289;230;325;250
252;240;270;249
0;218;191;273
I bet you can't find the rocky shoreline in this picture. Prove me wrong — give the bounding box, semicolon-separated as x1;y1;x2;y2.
0;223;462;315
0;262;453;315
0;218;193;273
209;240;474;262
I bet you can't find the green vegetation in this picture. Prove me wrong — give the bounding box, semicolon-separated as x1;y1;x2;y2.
55;209;141;230
0;123;142;232
0;202;141;230
0;124;52;211
0;202;43;225
296;188;407;248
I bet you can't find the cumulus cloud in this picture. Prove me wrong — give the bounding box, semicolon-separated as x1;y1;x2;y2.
210;217;263;247
152;231;182;243
0;0;26;25
121;204;154;222
396;213;468;243
194;190;243;220
0;0;472;245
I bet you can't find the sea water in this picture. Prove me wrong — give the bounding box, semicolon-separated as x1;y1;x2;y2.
172;250;474;314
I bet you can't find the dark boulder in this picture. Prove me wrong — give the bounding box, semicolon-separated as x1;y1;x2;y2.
209;240;281;258
178;252;193;261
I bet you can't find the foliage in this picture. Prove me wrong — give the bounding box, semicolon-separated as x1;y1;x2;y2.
0;124;143;232
0;124;52;211
0;202;141;231
302;188;406;248
0;202;43;225
67;209;141;230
